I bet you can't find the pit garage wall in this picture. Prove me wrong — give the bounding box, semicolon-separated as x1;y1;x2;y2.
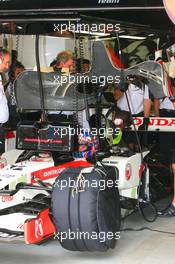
1;34;62;68
0;34;158;69
12;35;70;69
10;35;90;69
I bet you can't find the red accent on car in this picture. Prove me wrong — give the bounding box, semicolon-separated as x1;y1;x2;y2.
125;164;132;181
139;163;145;178
31;160;92;183
106;46;124;69
6;131;15;139
1;195;13;203
24;208;56;244
133;117;142;126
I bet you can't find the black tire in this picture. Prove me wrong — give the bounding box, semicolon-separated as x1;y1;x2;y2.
52;166;121;252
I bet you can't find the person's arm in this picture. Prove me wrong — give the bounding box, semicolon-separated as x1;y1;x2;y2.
153;98;160;116
113;88;124;101
112;88;124;121
144;98;152;118
143;85;152;118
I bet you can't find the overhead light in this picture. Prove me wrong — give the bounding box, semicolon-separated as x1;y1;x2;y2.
92;36;117;42
71;30;110;36
119;35;147;40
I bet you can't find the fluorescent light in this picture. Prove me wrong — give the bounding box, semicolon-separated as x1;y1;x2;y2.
119;35;147;40
71;30;110;36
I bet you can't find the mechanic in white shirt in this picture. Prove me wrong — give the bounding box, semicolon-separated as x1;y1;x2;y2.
116;82;151;117
113;75;152;150
0;48;11;155
154;97;175;117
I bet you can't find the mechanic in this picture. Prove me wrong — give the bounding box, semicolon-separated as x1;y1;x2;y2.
154;97;175;117
76;58;90;73
0;48;11;155
153;96;175;216
50;50;75;73
113;75;152;150
115;75;151;117
6;61;25;129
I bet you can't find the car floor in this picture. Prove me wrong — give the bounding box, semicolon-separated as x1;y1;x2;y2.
0;197;174;264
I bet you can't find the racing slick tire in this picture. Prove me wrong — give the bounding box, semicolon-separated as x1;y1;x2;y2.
52;165;121;252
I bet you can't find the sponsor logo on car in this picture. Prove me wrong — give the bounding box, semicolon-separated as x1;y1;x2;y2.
134;117;175;127
35;218;44;239
1;195;14;203
43;168;65;178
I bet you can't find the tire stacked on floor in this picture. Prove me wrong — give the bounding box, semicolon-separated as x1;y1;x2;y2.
52;165;121;252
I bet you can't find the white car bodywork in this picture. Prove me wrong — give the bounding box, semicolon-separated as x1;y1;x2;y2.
0;154;54;233
102;151;149;199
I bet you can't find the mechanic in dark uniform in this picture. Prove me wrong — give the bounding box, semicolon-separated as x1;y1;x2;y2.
0;48;11;156
154;97;175;216
6;61;25;129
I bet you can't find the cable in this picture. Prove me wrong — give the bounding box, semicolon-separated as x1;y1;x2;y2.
121;209;138;221
120;200;157;224
115;34;158;223
35;34;47;122
73;35;79;127
138;201;158;222
78;36;90;122
115;34;143;158
120;209;174;235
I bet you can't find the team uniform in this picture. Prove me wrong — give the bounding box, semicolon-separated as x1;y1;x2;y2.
7;81;21;129
116;83;151;146
159;97;175;117
117;83;150;116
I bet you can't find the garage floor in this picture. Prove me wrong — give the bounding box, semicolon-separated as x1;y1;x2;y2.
0;198;175;264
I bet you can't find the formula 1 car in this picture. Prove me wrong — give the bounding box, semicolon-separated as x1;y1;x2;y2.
0;143;150;244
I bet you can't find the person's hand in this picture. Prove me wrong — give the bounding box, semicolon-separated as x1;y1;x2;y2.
138;117;150;131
